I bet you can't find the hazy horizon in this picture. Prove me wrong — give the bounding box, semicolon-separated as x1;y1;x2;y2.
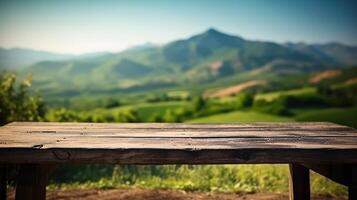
1;0;357;54
1;27;357;55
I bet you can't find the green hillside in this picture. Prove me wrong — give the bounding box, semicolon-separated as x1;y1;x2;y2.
255;87;316;102
19;29;357;100
296;107;357;128
187;110;293;123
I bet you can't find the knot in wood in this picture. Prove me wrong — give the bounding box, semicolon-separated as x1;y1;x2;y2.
52;150;71;160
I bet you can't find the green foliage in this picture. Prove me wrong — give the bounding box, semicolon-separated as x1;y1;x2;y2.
255;87;316;102
188;110;293;123
148;91;191;102
277;95;327;108
121;101;189;121
162;110;180;122
253;92;348;116
115;108;140;122
317;84;357;106
253;99;291;116
160;108;194;123
235;92;254;108
0;73;45;125
193;96;206;112
46;108;82;122
295;107;357;128
49;164;347;196
104;98;121;109
46;108;140;123
148;113;164;122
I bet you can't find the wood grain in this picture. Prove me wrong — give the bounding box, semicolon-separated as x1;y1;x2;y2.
0;122;356;164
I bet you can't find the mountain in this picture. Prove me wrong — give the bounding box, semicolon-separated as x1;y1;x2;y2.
285;42;357;66
20;28;357;96
125;42;158;52
312;43;357;66
0;48;74;70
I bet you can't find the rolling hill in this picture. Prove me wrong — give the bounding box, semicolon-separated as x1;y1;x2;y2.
8;28;357;97
0;48;74;70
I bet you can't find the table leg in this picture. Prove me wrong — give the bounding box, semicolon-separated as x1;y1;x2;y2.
349;167;357;200
0;165;6;200
289;164;310;200
15;164;55;200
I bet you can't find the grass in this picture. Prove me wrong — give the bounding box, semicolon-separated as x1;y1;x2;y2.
187;110;294;123
131;101;189;120
295;107;357;128
97;101;189;121
255;87;316;102
49;164;347;196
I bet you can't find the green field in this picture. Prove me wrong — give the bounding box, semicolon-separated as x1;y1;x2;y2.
50;164;347;196
255;87;316;102
187;110;294;123
108;101;190;120
296;107;357;128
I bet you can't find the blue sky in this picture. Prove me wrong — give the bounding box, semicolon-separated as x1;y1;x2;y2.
0;0;356;54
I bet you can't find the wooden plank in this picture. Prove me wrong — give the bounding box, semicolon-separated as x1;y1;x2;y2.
289;164;310;200
15;164;55;200
2;122;351;131
3;121;344;127
2;128;356;138
1;136;357;149
2;122;355;137
0;122;356;164
0;148;356;164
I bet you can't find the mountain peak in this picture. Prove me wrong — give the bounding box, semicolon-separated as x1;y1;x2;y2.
199;28;243;42
205;28;222;35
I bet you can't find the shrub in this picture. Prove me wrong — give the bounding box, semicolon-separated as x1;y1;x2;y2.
235;92;254;108
276;95;327;108
0;73;45;125
105;98;121;109
148;113;164;122
115;109;140;122
46;108;82;122
253;99;291;116
193;96;207;112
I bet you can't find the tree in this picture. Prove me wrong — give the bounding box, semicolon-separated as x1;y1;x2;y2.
46;108;81;122
236;92;254;108
116;108;140;122
0;73;45;125
105;98;121;108
194;96;206;112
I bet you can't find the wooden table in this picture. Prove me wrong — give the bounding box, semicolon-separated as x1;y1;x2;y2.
0;122;356;200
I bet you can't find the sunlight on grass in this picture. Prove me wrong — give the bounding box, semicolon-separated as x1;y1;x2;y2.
255;87;316;102
49;164;347;196
187;110;294;123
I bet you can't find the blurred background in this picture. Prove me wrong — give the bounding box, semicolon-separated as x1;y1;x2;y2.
1;0;357;199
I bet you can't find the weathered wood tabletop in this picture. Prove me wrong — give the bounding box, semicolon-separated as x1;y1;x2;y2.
0;122;357;164
0;122;356;200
